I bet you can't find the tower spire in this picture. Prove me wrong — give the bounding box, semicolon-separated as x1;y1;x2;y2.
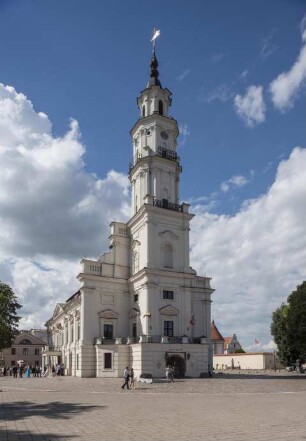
148;50;161;87
148;28;162;87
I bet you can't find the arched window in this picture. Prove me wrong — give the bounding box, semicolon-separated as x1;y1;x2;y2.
163;244;173;268
158;100;163;115
142;105;146;117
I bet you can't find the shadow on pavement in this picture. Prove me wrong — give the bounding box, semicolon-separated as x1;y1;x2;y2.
213;372;306;380
0;428;76;440
0;400;105;422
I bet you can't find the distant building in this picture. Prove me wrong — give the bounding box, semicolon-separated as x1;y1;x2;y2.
211;320;225;354
1;330;46;367
211;322;243;355
29;328;48;343
223;334;242;354
213;353;278;370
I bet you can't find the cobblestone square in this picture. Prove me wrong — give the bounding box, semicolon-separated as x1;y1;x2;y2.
1;371;306;441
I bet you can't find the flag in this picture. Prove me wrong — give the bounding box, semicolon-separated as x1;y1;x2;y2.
190;314;195;326
255;338;260;345
151;28;161;42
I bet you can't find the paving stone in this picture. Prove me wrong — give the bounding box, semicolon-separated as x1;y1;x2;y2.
0;371;305;440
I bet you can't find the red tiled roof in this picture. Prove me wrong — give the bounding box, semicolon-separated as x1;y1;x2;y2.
211;321;224;341
224;337;233;344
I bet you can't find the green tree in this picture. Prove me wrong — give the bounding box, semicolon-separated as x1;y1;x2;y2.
0;282;22;350
234;348;246;353
271;281;306;365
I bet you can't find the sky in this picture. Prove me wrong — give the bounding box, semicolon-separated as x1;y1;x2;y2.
0;0;305;351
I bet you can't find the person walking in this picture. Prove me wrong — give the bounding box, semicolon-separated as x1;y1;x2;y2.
121;367;130;390
165;366;170;382
129;368;135;388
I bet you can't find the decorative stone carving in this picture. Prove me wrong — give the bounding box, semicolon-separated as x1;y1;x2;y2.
98;309;119;319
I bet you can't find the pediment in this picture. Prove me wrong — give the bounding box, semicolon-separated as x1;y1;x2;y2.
52;303;65;319
98;308;119;319
129;307;140;318
159;304;179;316
159;230;178;241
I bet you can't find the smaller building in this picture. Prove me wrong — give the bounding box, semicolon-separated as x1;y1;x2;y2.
223;333;242;354
1;330;46;368
213;352;278;370
211;321;225;354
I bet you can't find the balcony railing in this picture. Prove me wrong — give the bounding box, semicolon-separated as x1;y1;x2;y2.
129;147;179;173
93;335;209;345
153;199;182;212
42;346;62;353
156;146;178;161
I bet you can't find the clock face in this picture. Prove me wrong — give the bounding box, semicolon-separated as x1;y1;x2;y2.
161;131;168;140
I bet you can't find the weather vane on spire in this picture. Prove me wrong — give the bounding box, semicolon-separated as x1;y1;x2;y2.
151;28;161;51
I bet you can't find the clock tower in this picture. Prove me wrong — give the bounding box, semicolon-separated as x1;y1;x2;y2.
130;50;180;215
46;44;214;379
128;49;213;347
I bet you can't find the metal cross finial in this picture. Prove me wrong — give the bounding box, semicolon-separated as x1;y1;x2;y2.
151;28;161;52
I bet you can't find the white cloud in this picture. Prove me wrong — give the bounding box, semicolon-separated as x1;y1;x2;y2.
240;70;249;80
1;82;305;351
211;53;224;63
190;147;306;348
0;83;130;328
270;23;306;110
234;85;266;127
176;69;191;82
199;83;233;103
220;175;249;193
262;340;277;351
178;123;190;146
260;29;278;60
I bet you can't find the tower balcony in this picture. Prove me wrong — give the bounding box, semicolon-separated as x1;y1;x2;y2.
153;198;183;212
156;146;178;161
129;146;180;173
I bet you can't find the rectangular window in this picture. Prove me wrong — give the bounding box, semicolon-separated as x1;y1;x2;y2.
65;326;68;344
71;325;74;342
104;324;113;339
134;294;138;302
35;348;40;355
23;348;29;355
163;290;174;300
104;353;112;369
77;321;81;340
35;360;39;366
164;321;174;337
11;360;15;366
11;348;16;355
76;354;79;370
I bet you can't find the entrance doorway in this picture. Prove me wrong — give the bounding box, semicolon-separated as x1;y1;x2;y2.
167;354;186;378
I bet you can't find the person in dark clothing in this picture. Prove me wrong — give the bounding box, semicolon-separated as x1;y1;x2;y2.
121;367;130;390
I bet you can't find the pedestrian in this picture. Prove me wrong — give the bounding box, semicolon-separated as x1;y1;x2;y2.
165;366;170;382
129;368;135;388
121;367;130;390
12;365;17;378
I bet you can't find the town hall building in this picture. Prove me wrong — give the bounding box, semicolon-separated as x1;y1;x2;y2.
44;47;214;378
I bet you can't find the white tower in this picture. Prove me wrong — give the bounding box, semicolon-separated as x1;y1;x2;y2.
46;45;214;379
128;50;213;346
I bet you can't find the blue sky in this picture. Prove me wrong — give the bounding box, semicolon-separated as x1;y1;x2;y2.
0;0;305;349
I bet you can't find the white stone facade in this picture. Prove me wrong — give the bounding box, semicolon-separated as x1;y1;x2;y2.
213;353;278;370
44;50;214;378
